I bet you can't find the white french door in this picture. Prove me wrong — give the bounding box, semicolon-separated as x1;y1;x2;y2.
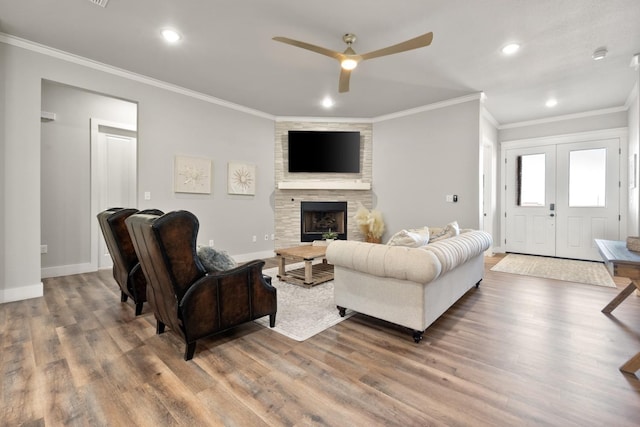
555;139;620;260
505;138;620;261
505;145;557;256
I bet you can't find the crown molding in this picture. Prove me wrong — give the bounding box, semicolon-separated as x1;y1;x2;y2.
501;127;628;148
0;32;275;120
372;93;483;123
275;116;373;123
498;106;628;130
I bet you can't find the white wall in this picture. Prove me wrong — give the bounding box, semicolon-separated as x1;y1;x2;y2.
481;106;499;249
628;81;640;236
2;42;43;302
373;98;482;239
1;40;275;302
0;43;6;294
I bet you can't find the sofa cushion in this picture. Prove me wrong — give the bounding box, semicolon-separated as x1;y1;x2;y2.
422;230;492;274
428;221;460;243
197;246;237;272
326;240;441;283
386;226;430;247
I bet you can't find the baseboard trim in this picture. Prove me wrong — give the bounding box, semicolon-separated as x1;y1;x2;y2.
41;262;95;279
1;282;44;303
233;250;276;263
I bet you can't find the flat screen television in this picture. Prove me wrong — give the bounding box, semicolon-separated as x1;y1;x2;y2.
288;130;361;173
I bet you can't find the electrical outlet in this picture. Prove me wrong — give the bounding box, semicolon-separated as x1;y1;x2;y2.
144;191;151;200
446;195;454;202
252;235;257;243
264;234;269;241
271;234;275;240
40;245;48;254
209;239;214;247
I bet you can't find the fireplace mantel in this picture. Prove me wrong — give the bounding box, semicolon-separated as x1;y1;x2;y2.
277;180;371;190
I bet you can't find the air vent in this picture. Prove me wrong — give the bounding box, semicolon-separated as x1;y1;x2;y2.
88;0;109;7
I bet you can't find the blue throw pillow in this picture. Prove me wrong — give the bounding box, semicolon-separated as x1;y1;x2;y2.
197;246;237;272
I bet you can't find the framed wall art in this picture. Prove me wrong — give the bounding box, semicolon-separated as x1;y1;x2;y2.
228;162;256;195
174;155;212;194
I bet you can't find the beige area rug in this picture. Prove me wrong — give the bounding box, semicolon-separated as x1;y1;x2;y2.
254;264;354;341
491;253;616;287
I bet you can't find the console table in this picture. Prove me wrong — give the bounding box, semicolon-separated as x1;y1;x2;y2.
595;239;640;374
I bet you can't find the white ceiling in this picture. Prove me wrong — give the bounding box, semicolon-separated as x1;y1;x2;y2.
1;0;639;124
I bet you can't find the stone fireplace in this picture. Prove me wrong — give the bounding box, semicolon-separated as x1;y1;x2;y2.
300;201;347;242
274;121;373;249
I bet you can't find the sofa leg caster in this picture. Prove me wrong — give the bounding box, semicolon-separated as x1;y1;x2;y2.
475;279;482;288
135;302;143;316
156;320;165;335
337;306;346;317
413;330;424;343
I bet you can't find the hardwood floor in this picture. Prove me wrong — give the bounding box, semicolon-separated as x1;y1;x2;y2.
2;256;640;426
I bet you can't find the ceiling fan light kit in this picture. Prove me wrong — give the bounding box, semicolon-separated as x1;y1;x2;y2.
341;59;358;70
273;31;433;93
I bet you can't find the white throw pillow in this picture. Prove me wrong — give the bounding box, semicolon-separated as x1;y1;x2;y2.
429;221;460;242
386;226;430;247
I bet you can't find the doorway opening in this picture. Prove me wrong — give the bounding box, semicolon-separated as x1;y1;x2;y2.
40;80;138;278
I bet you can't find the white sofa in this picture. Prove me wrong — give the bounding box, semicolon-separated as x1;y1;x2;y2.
325;230;492;342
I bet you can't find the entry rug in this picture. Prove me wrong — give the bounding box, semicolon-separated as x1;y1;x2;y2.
255;266;354;341
491;253;616;288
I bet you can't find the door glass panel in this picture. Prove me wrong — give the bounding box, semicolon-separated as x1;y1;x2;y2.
517;153;545;206
569;148;606;207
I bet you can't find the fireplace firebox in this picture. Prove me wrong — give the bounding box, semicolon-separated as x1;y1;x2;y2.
300;201;347;242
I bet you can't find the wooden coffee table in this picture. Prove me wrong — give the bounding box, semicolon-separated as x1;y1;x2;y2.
275;244;333;288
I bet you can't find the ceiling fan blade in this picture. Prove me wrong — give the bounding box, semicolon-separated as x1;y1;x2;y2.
273;37;343;60
339;68;351;93
359;32;433;61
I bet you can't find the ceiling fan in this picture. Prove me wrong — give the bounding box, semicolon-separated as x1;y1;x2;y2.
272;32;433;93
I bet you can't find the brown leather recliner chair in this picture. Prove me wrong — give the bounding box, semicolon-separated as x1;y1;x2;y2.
125;210;277;360
97;208;164;315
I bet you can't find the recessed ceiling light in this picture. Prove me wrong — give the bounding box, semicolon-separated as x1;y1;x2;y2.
501;43;520;55
322;96;335;108
161;29;181;43
545;98;558;108
592;47;608;61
